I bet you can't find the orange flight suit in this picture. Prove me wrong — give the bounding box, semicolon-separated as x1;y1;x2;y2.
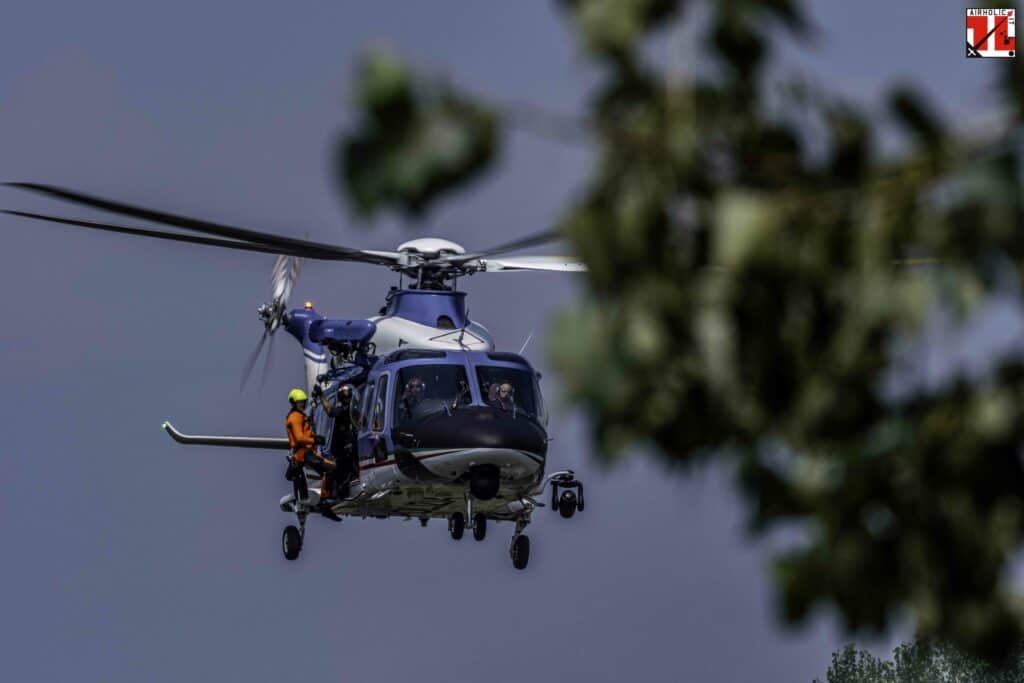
286;409;316;462
286;409;336;498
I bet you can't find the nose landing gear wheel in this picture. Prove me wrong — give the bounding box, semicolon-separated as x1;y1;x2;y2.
472;514;487;541
510;534;530;570
283;525;302;560
449;512;465;540
558;491;577;519
550;472;584;516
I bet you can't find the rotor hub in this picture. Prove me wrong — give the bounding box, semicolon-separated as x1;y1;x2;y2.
396;237;466;256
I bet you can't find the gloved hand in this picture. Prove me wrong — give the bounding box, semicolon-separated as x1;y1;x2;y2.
314;435;326;445
311;385;323;399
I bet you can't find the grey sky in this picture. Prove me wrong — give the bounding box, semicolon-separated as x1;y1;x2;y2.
0;2;1005;681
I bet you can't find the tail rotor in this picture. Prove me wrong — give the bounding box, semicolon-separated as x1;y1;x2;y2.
242;255;302;390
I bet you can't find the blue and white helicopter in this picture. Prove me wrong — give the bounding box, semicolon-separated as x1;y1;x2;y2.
3;183;587;569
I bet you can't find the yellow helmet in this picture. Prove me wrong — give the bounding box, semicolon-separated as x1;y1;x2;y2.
288;388;308;403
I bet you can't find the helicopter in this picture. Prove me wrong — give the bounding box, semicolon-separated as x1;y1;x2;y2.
2;182;587;569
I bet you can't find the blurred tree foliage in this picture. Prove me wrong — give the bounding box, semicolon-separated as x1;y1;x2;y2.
340;49;498;215
816;641;1024;682
338;0;1024;661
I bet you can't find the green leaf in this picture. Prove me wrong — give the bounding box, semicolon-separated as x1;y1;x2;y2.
338;49;499;217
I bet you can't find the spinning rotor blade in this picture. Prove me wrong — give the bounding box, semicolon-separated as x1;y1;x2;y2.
270;254;301;305
445;228;562;264
476;228;562;256
4;182;400;265
240;329;269;391
479;255;586;273
2;210;336;259
246;255;301;391
260;333;275;390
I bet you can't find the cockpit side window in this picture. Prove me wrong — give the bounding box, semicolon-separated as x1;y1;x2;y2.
476;367;538;418
534;376;548;427
394;364;471;424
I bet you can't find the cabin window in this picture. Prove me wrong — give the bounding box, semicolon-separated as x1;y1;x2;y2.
372;374;389;432
349;385;363;427
358;381;374;431
476;367;538;418
394;364;471;424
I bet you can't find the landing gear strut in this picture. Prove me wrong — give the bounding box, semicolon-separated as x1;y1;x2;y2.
461;492;490;542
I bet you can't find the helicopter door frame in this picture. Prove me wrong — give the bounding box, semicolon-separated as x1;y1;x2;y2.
356;379;376;464
369;372;391;463
371;372;390;433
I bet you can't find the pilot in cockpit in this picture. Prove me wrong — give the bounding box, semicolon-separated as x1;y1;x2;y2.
400;376;426;419
487;381;515;412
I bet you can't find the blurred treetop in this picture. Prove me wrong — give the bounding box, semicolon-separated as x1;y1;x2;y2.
338;0;1024;662
817;641;1024;682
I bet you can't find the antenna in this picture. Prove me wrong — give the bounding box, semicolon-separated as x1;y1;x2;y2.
518;331;535;355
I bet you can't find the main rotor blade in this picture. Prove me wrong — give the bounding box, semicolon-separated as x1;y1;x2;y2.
2;210;342;259
4;182;399;265
480;255;586;273
446;228;562;264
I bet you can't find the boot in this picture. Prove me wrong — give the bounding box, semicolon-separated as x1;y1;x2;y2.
319;501;342;522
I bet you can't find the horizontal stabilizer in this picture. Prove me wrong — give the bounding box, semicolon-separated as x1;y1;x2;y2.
162;422;289;450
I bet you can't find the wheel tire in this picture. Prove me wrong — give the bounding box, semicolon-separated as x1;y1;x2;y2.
472;514;487;541
511;534;530;570
559;491;577;519
283;525;302;561
449;512;465;540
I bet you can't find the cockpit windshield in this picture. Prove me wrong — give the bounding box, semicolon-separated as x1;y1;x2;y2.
476;366;538;419
394;364;471;424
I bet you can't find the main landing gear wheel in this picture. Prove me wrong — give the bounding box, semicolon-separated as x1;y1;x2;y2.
283;525;302;561
473;514;487;541
510;534;530;570
449;512;465;540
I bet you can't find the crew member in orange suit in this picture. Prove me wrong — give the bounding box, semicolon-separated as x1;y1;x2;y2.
285;388;340;521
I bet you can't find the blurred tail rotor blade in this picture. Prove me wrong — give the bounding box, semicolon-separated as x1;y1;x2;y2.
240;329;269;392
271;255;301;306
248;254;299;390
259;333;276;391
